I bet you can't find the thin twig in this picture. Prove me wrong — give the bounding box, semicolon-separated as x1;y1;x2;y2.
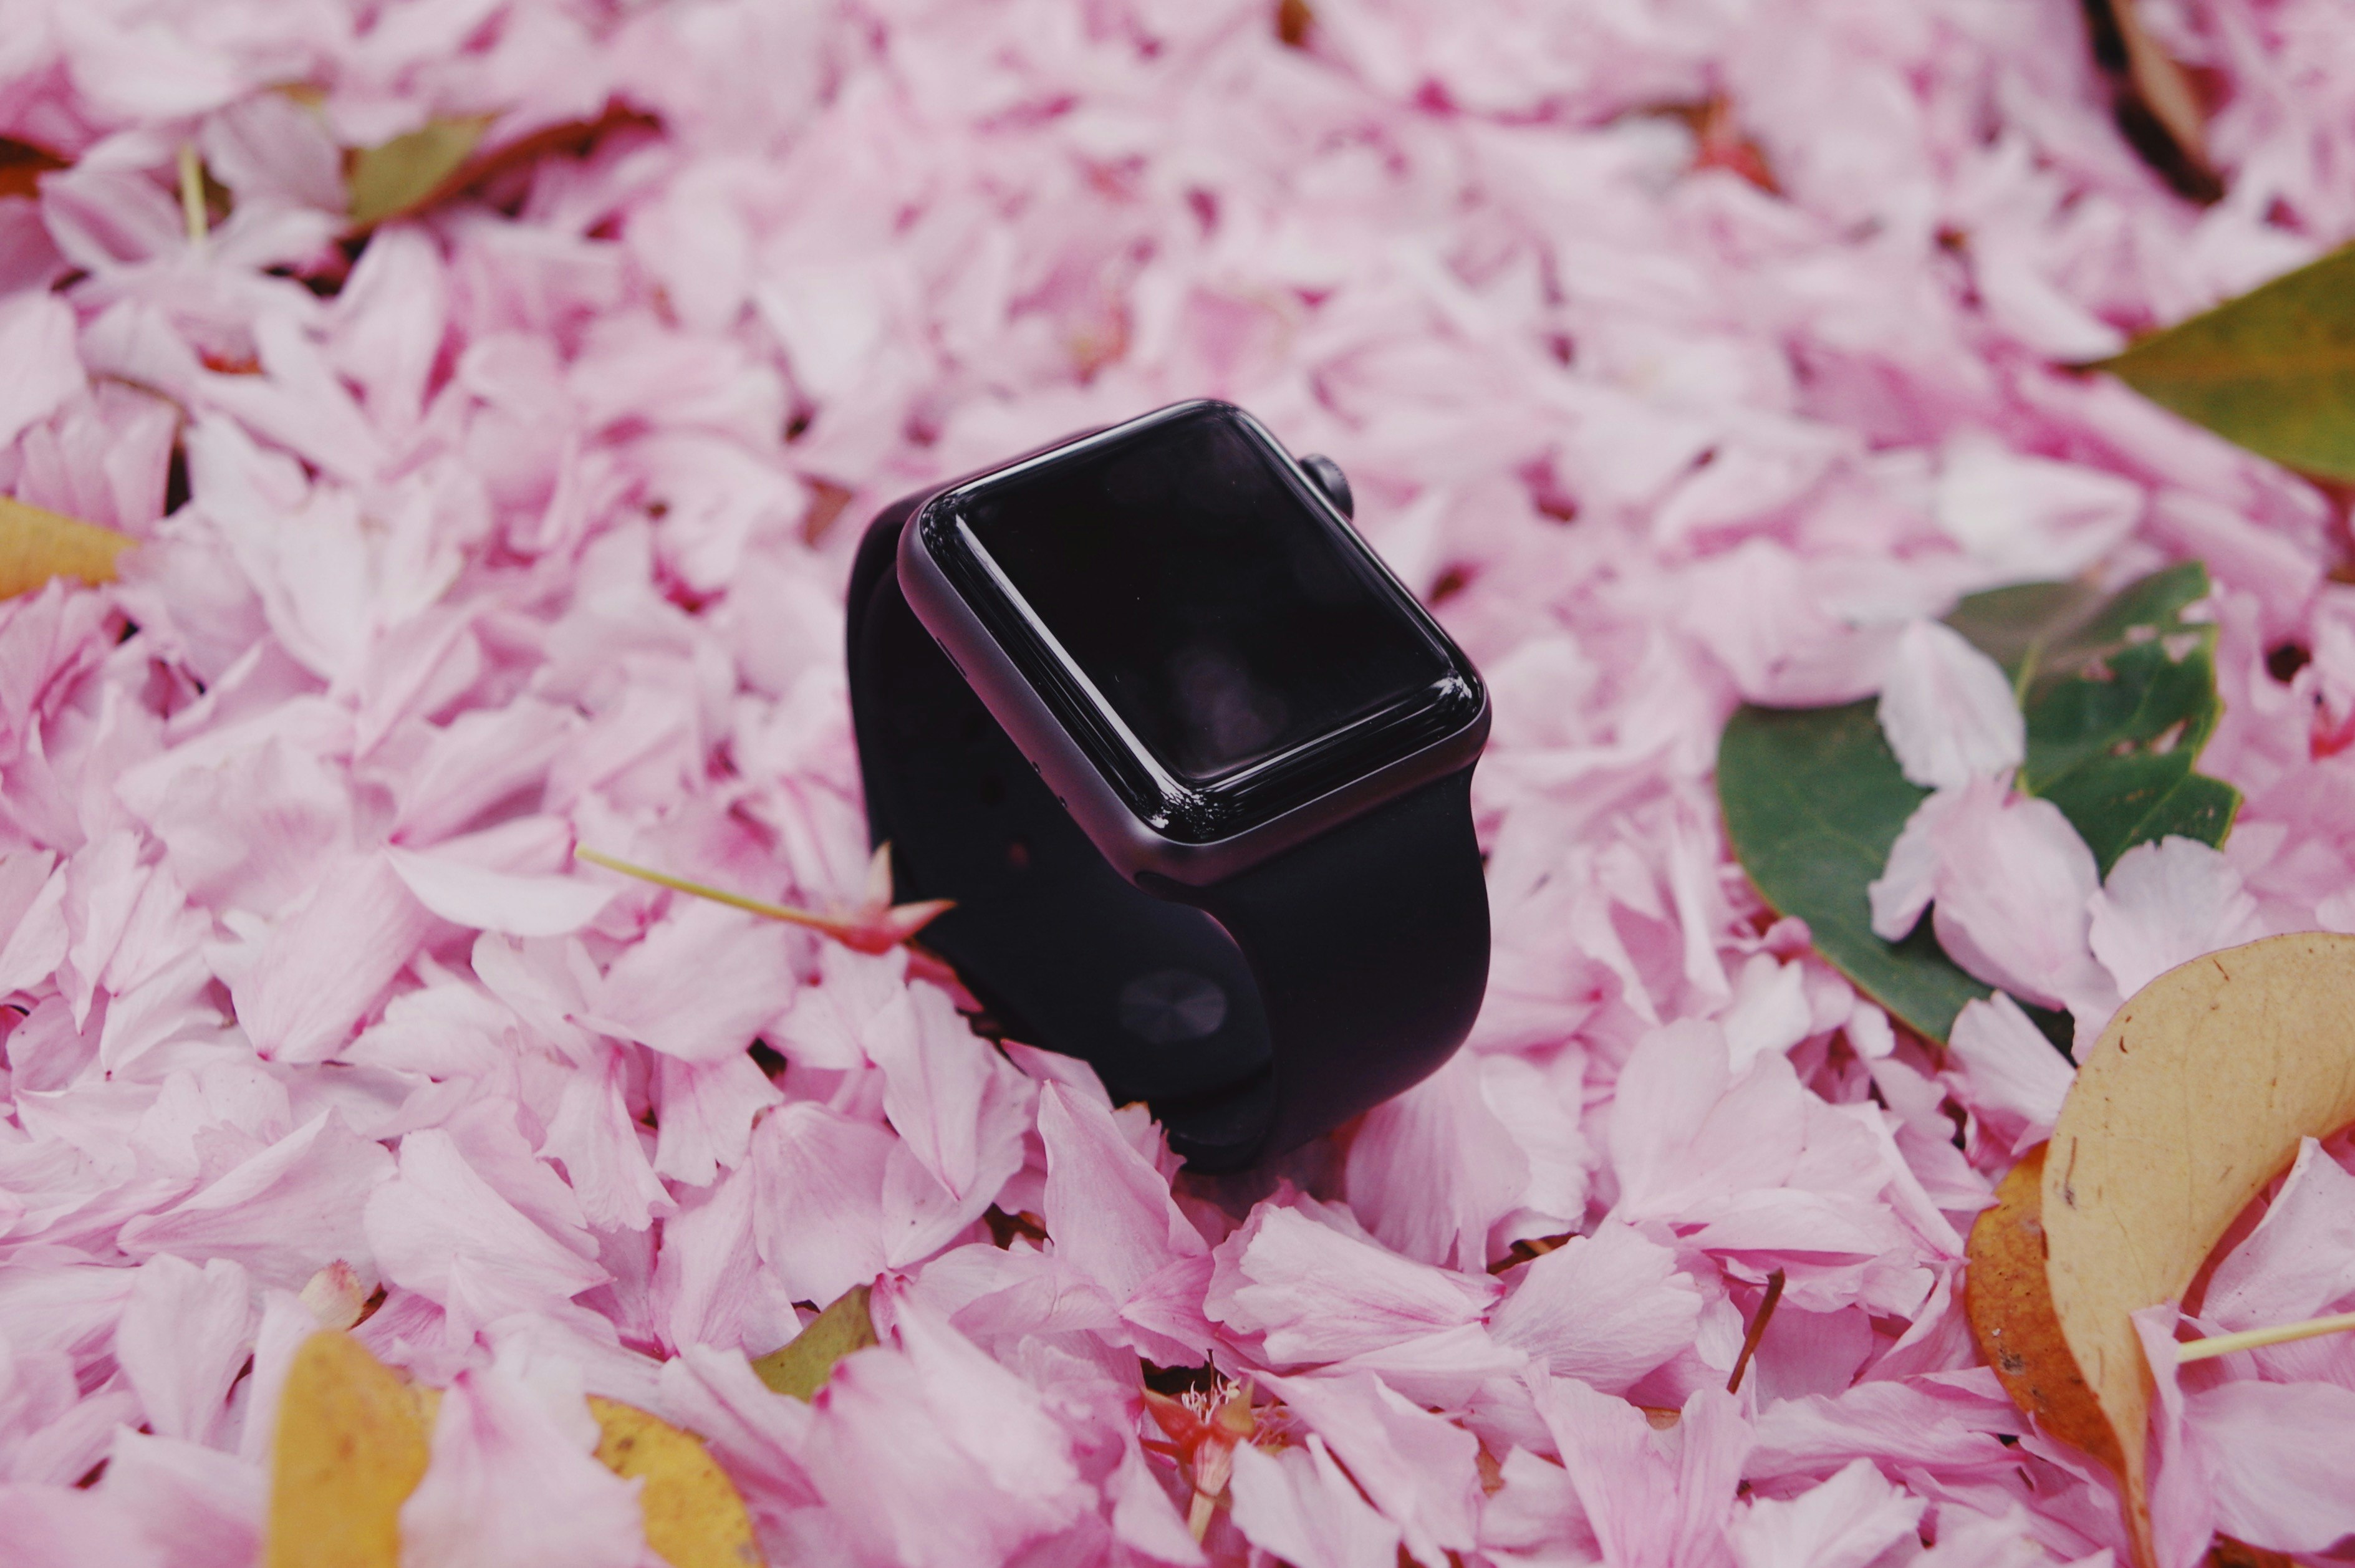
2176;1309;2355;1364
1726;1269;1786;1395
178;144;208;249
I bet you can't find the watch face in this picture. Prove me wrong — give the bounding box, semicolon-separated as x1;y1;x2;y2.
915;402;1483;843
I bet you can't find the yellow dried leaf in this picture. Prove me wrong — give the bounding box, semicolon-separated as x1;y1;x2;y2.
2038;933;2355;1567
347;115;491;229
0;496;132;599
266;1332;431;1568
589;1397;764;1568
749;1282;876;1400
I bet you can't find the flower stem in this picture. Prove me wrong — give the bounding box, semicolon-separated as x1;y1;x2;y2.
574;845;837;934
2176;1309;2355;1363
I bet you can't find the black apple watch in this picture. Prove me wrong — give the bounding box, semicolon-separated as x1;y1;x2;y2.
844;401;1490;1171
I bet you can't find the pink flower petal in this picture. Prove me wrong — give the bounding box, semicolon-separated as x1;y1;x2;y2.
113;1255;253;1446
1727;1458;1924;1568
387;845;616;938
1490;1221;1703;1393
1344;1051;1531;1274
0;294;84;451
584;898;797;1064
1875;618;2024;791
2185;1378;2355;1555
364;1129;608;1335
118;1111;394;1291
1227;1436;1402;1568
1038;1083;1215;1364
1206;1199;1500;1366
399;1349;650;1568
2086;835;2265;1000
1264;1370;1481;1563
1943;993;2073;1157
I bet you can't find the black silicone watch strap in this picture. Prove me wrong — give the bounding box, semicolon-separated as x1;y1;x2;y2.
844;501;1488;1171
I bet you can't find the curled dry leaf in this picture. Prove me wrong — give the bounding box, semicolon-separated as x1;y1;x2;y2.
1968;933;2355;1566
346;116;493;229
268;1331;762;1568
2081;0;2219;203
1963;1143;2123;1476
347;101;661;232
749;1282;877;1400
589;1396;766;1568
266;1332;430;1568
0;496;133;600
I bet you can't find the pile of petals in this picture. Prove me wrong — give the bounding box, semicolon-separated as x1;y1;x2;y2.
5;1;2355;1564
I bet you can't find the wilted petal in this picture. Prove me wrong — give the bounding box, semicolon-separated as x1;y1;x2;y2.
802;1297;1089;1568
1542;1380;1753;1568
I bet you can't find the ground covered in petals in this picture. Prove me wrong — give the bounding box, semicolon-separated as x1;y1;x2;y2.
4;2;2355;1565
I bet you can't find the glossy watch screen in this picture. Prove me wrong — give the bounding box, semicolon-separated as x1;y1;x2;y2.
956;408;1453;786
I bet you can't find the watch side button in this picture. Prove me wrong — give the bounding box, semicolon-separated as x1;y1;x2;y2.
1299;453;1353;519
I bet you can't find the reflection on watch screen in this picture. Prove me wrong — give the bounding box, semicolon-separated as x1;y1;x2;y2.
960;409;1450;784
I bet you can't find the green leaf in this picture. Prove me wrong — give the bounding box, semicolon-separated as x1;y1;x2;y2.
748;1284;875;1400
347;115;491;229
1941;579;2106;690
1717;701;1992;1041
1719;562;2243;1043
1948;562;2240;873
2093;243;2355;481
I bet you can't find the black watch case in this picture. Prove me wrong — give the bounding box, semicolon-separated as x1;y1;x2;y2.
896;400;1488;886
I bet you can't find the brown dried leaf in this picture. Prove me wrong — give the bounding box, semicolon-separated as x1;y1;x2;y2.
0;496;133;599
588;1397;765;1568
2040;933;2355;1566
266;1332;431;1568
2081;0;2220;203
1274;0;1314;49
749;1282;877;1400
0;137;68;201
1963;1143;2122;1476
